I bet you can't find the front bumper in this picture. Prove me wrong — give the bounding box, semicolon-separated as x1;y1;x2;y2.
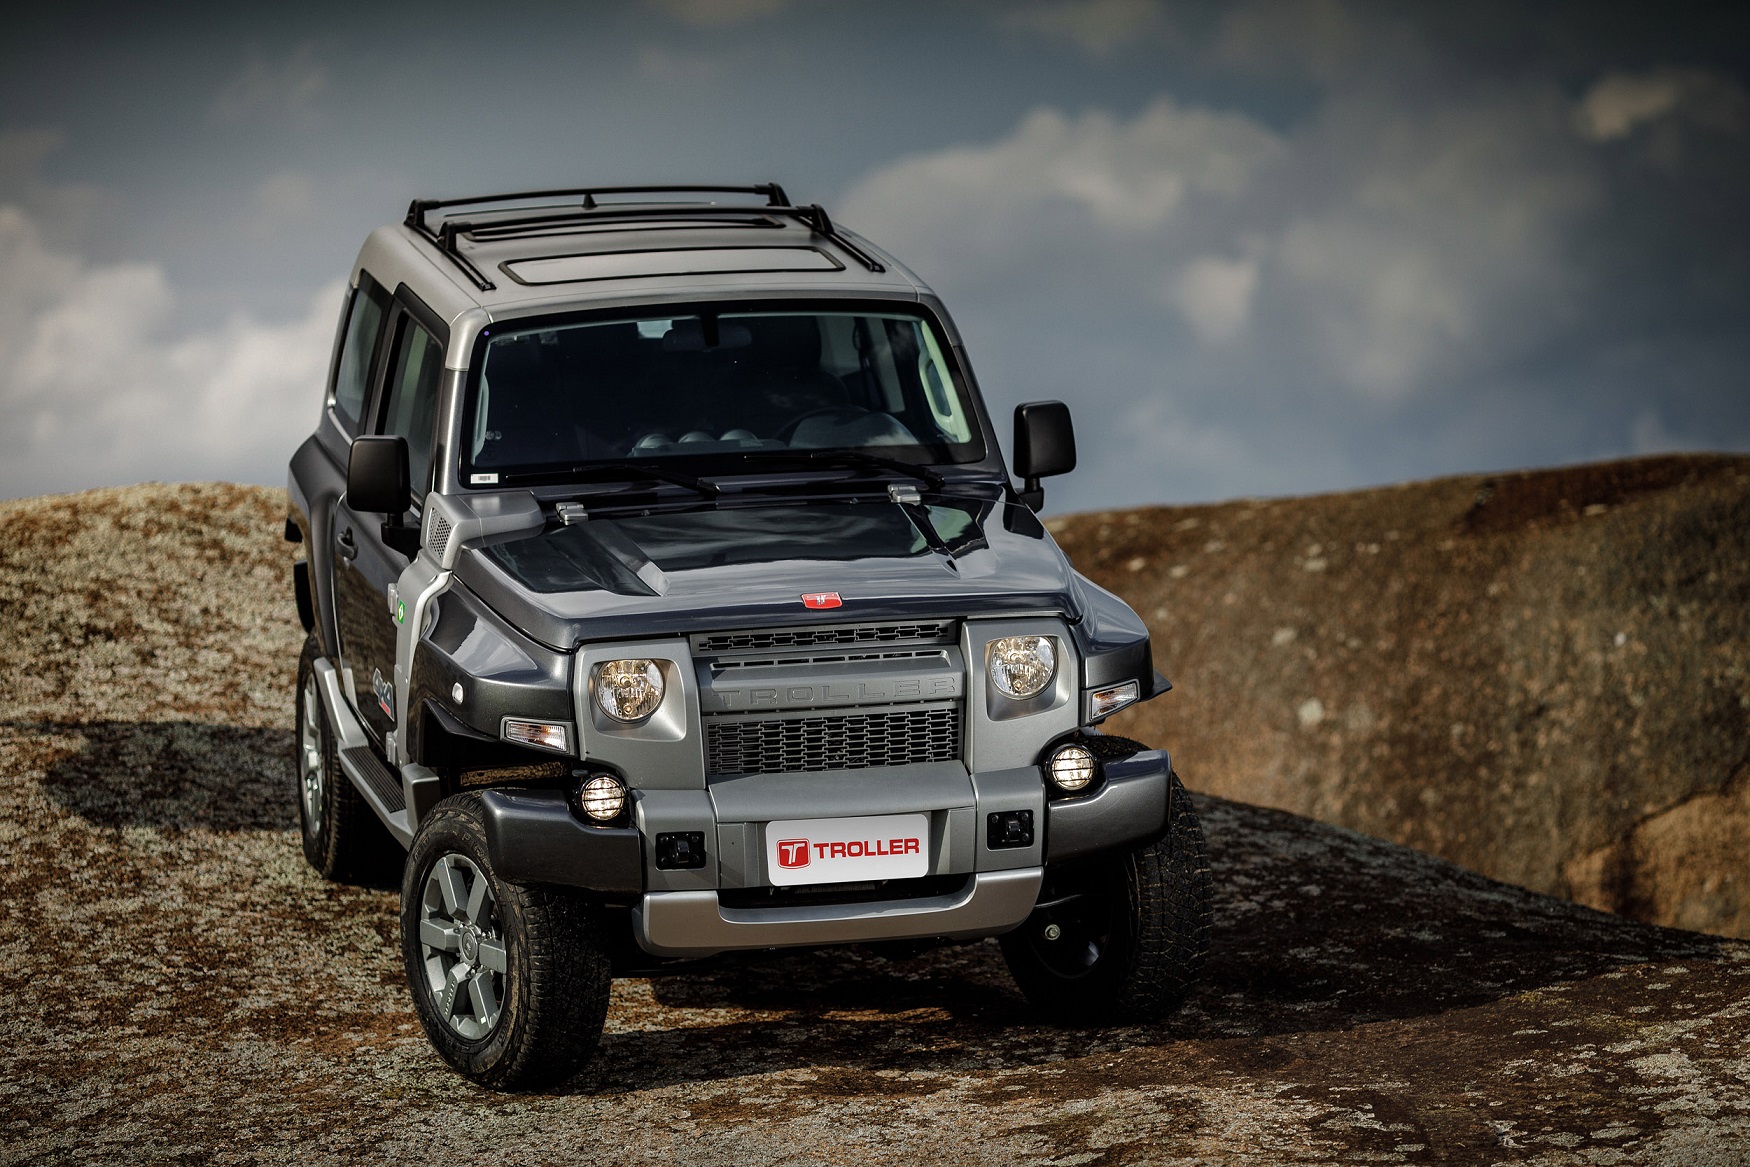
1045;747;1173;863
479;748;1175;959
635;867;1045;958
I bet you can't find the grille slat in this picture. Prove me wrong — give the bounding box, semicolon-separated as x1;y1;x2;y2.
706;704;960;776
693;622;952;655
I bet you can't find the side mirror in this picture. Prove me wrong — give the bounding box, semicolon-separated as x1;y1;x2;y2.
347;435;411;513
346;435;420;556
1012;401;1076;511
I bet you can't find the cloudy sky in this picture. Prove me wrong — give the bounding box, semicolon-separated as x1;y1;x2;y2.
2;1;1746;512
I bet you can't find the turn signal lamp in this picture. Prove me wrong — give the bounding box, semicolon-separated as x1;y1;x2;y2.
1087;680;1141;722
503;718;569;754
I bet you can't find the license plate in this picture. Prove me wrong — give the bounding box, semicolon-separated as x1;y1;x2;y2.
765;813;930;887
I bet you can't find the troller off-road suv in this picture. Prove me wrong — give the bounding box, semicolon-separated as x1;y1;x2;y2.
286;183;1212;1089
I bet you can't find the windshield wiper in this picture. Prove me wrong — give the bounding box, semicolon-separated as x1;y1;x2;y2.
731;449;946;490
502;461;719;497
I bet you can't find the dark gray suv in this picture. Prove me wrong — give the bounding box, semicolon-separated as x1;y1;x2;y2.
285;183;1211;1089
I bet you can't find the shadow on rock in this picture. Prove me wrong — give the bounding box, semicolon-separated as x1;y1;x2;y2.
19;719;296;832
576;793;1723;1094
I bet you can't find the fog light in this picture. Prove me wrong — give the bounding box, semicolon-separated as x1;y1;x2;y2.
574;774;626;822
987;635;1057;699
503;718;569;754
1087;680;1140;722
594;659;666;722
1047;743;1097;793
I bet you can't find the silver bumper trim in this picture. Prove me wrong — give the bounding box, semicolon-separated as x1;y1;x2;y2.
634;867;1044;958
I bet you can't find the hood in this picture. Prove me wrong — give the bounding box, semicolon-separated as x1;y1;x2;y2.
452;493;1082;649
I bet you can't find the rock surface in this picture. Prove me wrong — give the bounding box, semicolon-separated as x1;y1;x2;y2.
1064;455;1750;938
3;480;1749;1164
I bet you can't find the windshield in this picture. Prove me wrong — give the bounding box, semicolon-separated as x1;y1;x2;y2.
462;308;983;485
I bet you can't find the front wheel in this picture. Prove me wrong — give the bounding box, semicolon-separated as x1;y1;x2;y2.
1001;771;1212;1022
401;793;612;1090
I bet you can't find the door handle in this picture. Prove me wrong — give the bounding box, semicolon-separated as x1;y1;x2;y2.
335;527;358;562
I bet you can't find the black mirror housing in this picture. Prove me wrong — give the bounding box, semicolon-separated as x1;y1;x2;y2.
347;436;420;556
1012;401;1076;510
347;435;411;515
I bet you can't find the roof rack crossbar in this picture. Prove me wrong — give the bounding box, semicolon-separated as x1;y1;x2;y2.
445;205;784;240
406;184;789;231
406;193;886;286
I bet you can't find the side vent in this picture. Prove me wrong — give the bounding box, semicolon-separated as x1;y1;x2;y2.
427;510;453;561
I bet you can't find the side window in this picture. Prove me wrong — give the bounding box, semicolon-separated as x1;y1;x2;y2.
381;317;444;496
332;277;389;428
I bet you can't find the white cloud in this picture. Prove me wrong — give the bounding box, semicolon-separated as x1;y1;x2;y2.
1002;0;1172;56
0;201;340;498
1168;250;1262;344
843;99;1285;246
209;44;328;124
1576;69;1750;142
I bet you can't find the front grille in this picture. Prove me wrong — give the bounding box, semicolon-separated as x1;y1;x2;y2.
706;703;960;776
692;621;954;655
712;648;946;672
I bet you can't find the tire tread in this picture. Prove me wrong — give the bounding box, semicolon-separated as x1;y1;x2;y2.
403;794;611;1091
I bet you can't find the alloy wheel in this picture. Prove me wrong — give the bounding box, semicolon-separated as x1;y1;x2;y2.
299;672;325;834
417;853;508;1040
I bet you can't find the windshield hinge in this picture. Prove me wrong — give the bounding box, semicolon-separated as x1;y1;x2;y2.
555;501;589;525
887;483;923;505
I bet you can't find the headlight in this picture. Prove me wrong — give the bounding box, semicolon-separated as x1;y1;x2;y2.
574;774;627;822
594;658;665;722
1046;743;1096;792
987;635;1057;700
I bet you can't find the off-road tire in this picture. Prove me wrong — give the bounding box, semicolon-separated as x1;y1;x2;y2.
295;634;398;883
401;793;612;1091
1001;770;1212;1022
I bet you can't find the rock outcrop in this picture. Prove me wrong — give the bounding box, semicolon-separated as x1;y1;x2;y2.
1060;455;1750;937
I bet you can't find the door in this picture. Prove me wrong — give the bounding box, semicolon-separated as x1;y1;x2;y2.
334;304;445;746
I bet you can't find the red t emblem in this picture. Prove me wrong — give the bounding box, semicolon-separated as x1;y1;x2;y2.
776;839;811;868
801;592;842;609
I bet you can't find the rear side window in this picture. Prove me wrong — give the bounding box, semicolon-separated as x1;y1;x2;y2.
381;319;444;496
332;277;389;426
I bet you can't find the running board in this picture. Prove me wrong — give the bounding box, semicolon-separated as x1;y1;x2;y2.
313;657;415;847
338;749;414;848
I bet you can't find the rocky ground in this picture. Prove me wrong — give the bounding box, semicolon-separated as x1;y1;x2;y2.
3;479;1749;1165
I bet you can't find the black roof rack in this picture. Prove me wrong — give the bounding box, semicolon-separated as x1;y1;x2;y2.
402;183;885;292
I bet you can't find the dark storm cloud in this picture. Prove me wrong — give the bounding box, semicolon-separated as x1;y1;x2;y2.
0;0;1745;507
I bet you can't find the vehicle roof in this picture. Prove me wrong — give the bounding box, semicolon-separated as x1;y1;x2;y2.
353;188;932;334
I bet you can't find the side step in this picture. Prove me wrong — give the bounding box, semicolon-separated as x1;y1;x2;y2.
342;744;407;812
338;746;414;847
313;656;424;847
